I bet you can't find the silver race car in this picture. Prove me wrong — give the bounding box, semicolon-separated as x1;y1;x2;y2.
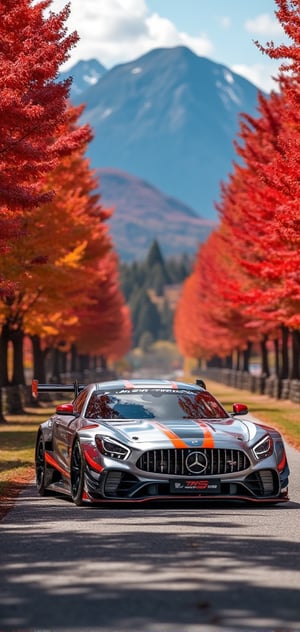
33;378;290;506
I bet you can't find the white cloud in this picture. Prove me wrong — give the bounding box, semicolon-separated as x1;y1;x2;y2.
50;0;214;69
146;13;213;57
244;13;284;36
232;62;280;93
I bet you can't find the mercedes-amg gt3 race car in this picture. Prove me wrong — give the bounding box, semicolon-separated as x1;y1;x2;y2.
33;378;290;506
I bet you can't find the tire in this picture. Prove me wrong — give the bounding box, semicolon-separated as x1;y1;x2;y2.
35;433;49;496
70;439;85;506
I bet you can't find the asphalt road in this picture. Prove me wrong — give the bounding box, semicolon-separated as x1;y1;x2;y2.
0;442;300;632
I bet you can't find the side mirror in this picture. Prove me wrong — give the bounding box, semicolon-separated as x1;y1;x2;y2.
56;403;78;416
232;403;248;416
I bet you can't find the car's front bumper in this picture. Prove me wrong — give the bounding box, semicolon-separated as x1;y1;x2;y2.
84;464;289;504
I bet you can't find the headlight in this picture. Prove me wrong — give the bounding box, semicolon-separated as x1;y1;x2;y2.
95;436;130;460
253;435;273;460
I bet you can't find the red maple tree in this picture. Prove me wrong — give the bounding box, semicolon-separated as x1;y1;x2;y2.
175;0;300;374
72;253;132;363
0;103;117;391
174;228;256;367
0;0;90;209
0;1;92;300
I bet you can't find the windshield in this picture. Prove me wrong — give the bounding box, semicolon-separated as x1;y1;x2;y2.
85;389;228;420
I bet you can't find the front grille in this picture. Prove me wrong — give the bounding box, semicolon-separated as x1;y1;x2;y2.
136;448;250;476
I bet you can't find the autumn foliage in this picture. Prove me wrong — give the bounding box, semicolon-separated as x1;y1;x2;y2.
0;102;131;383
72;253;132;361
0;0;89;209
0;1;132;403
0;0;90;296
174;0;300;378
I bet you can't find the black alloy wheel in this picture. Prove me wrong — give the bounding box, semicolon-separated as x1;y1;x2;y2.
71;439;85;506
36;434;48;495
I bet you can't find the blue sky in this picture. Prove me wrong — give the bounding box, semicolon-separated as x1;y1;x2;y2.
51;0;287;92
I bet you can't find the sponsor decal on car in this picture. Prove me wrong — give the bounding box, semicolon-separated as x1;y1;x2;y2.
170;479;221;494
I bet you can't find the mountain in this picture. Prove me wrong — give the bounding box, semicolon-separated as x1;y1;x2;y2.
60;59;106;100
98;168;216;262
72;46;263;220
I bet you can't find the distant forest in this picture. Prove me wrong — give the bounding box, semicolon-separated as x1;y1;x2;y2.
119;241;192;349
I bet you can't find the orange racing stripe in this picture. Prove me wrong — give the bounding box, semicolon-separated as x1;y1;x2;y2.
152;420;189;448
193;420;215;448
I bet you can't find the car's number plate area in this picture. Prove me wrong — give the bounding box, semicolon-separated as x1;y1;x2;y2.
170;479;221;494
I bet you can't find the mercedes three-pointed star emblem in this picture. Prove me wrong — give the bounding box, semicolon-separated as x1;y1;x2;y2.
185;451;208;474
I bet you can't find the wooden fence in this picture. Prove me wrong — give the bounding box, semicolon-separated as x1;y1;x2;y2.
200;368;300;404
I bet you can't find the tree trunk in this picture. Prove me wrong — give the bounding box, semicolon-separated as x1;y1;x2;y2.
51;347;61;382
280;326;289;379
0;388;7;423
274;338;280;378
224;355;233;369
100;355;107;370
11;328;25;386
71;344;78;374
79;354;90;374
60;349;67;374
0;324;10;387
290;330;300;380
29;335;53;404
242;341;252;372
235;349;241;371
260;335;270;377
31;335;47;382
5;327;25;414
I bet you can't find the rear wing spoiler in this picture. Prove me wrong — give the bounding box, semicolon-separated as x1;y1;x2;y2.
195;379;206;389
32;379;86;399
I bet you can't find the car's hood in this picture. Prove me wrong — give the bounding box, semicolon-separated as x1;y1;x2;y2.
99;417;260;448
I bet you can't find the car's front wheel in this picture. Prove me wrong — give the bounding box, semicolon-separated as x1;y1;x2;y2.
70;439;85;506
